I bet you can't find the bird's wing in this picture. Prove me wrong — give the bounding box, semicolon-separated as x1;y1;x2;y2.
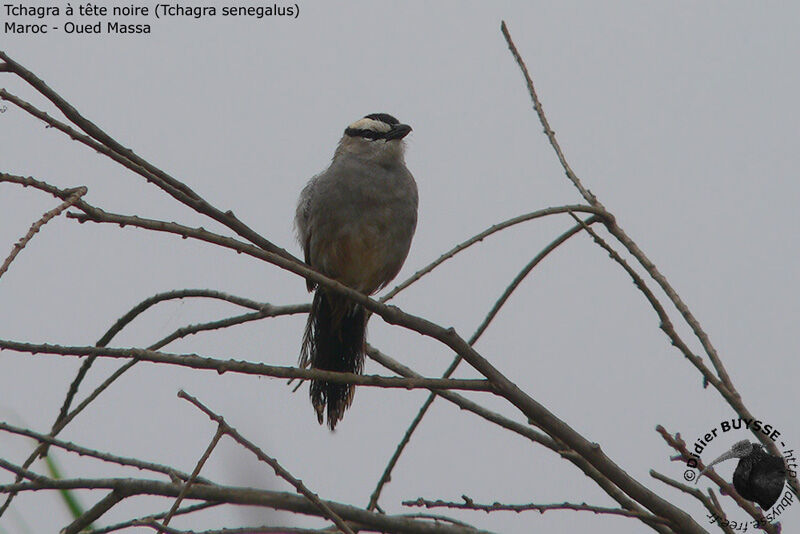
304;233;315;292
296;175;320;292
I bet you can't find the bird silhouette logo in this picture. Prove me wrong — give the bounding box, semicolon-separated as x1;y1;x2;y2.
697;439;787;510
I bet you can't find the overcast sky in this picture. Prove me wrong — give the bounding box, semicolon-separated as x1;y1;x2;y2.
1;2;799;533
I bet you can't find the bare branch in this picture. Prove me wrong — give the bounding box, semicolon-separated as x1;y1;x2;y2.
53;196;712;533
649;472;736;534
0;421;210;484
161;425;225;528
567;214;724;391
0;291;308;515
96;289;273;346
500;21;598;206
1;39;738;531
57;289;304;429
367;347;675;534
132;523;341;534
0;53;295;261
498;21;799;499
403;495;669;525
62;490;125;534
381;206;604;301
0;340;494;392
179;391;356;534
0;458;48;483
91;502;223;534
0;186;86;280
55;304;307;435
0;474;491;534
0;65;298;276
368;217;599;511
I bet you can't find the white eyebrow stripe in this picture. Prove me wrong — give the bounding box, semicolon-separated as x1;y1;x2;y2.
347;117;392;132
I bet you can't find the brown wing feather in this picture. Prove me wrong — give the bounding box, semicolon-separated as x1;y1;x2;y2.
304;234;315;292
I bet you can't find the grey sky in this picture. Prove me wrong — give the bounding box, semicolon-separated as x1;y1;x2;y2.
1;2;799;532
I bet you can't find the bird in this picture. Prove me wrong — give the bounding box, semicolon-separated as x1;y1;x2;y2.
295;113;418;430
698;439;786;509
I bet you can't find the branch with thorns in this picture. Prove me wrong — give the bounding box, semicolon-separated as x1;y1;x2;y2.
403;495;670;526
0;17;792;533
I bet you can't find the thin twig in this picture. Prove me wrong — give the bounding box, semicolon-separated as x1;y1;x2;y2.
0;215;309;514
649;472;736;534
0;186;86;280
500;20;799;499
52;305;305;437
0;458;48;482
367;346;675;534
0;302;306;512
500;21;598;207
91;502;223;534
567;213;724;391
705;489;736;534
381;206;604;302
56;291;305;432
161;425;225;528
403;496;669;525
0;421;210;484
0;470;493;534
397;513;477;529
0;340;494;392
134;523;342;534
367;217;598;511
0;54;295;262
568;216;800;516
178;391;357;534
62;489;125;534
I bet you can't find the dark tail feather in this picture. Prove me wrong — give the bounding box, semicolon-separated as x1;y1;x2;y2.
300;290;367;430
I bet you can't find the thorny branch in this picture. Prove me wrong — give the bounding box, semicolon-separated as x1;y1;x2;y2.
501;19;799;509
90;503;223;534
367;346;675;534
367;217;601;511
6;45;700;533
0;185;86;280
160;426;225;529
649;472;737;534
403;495;670;525
0;340;495;392
0;465;491;534
0;421;212;485
179;391;356;534
0;50;296;262
56;288;282;423
0;18;789;531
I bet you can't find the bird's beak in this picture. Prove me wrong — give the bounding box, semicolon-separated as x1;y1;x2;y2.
696;449;738;482
384;123;412;140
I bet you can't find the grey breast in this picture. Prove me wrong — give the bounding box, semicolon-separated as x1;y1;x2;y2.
298;156;418;294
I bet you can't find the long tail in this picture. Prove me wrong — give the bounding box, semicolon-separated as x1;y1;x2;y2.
300;290;367;430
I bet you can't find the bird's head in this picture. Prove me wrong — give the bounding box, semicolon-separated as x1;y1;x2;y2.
696;440;756;482
336;113;412;164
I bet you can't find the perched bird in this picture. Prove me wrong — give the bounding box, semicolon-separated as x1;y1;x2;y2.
295;113;418;430
698;439;786;509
